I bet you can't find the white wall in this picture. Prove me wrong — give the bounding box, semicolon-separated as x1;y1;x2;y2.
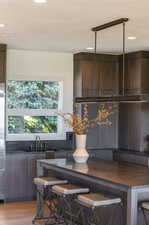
6;49;73;140
7;49;73;114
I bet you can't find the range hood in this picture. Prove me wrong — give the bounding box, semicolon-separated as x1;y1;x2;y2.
76;95;149;104
75;18;149;104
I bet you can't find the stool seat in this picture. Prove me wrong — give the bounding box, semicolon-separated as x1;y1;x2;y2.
52;184;89;195
78;193;121;207
34;177;67;186
141;202;149;210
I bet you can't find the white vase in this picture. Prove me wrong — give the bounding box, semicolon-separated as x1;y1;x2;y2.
73;134;89;163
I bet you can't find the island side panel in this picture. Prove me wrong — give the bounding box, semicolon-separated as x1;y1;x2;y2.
37;161;44;177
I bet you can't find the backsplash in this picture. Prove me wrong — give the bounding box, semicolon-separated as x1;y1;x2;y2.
6;132;75;152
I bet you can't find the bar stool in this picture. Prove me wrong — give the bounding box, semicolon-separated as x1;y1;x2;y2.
140;201;149;225
52;184;90;225
77;193;122;225
33;177;68;224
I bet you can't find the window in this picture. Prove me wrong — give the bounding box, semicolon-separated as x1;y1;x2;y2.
7;80;63;140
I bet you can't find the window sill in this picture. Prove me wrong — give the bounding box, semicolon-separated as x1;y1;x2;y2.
6;133;66;141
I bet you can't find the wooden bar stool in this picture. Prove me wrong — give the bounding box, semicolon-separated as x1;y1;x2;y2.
140;201;149;225
52;184;90;225
33;177;67;224
77;193;122;225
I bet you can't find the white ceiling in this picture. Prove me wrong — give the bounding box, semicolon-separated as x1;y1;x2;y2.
0;0;149;53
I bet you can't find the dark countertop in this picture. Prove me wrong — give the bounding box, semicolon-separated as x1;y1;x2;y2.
6;150;47;154
38;158;149;188
114;149;149;157
6;149;68;154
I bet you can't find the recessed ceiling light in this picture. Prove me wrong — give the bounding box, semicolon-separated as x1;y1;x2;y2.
33;0;47;3
86;47;94;50
0;24;5;28
128;36;136;40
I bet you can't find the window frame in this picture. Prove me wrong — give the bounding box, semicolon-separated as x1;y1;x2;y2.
6;79;66;141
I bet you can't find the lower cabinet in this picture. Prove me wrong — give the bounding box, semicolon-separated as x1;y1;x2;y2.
0;172;5;200
5;153;45;202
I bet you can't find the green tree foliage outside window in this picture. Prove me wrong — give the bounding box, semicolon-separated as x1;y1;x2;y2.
7;80;59;109
8;116;57;134
7;81;60;134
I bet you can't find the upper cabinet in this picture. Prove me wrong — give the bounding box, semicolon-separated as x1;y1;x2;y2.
74;53;119;98
119;51;149;95
74;51;149;100
0;44;6;83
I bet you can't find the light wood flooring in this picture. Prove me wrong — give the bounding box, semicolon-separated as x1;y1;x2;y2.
0;201;44;225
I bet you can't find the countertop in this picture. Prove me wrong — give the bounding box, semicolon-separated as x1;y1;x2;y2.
6;149;69;154
38;158;149;188
6;150;50;154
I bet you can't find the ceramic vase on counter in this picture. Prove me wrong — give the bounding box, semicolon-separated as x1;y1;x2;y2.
73;134;89;163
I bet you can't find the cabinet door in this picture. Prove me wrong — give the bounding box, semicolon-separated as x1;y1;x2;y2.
141;58;149;94
99;61;119;96
0;45;6;82
0;51;6;82
81;60;100;97
0;172;5;200
119;56;142;95
27;153;45;199
5;154;28;202
125;58;141;95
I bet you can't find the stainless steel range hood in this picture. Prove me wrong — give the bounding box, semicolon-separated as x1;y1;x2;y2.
75;18;149;104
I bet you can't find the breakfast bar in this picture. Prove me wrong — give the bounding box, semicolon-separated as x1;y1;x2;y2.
37;158;149;225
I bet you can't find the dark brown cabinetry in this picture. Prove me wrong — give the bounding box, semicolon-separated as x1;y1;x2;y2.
118;51;149;152
5;151;69;202
5;153;45;202
74;53;119;98
119;51;149;95
74;51;149;98
27;153;45;200
0;44;6;82
5;154;28;202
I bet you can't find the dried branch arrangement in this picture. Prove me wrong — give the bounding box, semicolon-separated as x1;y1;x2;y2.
57;104;116;135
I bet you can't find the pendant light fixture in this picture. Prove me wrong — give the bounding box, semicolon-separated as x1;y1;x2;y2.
76;18;149;103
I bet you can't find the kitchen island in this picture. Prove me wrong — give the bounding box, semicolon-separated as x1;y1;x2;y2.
37;158;149;225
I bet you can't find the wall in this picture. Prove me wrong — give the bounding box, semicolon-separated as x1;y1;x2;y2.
7;49;73;114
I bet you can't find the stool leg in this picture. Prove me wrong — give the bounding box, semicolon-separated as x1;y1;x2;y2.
61;196;72;225
45;195;62;225
79;205;104;225
37;185;44;217
87;204;120;225
59;195;81;225
92;208;104;225
120;203;126;225
33;186;54;224
80;207;86;225
51;195;66;225
141;208;149;225
32;185;45;224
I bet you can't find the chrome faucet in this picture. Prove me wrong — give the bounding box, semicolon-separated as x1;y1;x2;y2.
29;136;47;152
35;136;42;152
